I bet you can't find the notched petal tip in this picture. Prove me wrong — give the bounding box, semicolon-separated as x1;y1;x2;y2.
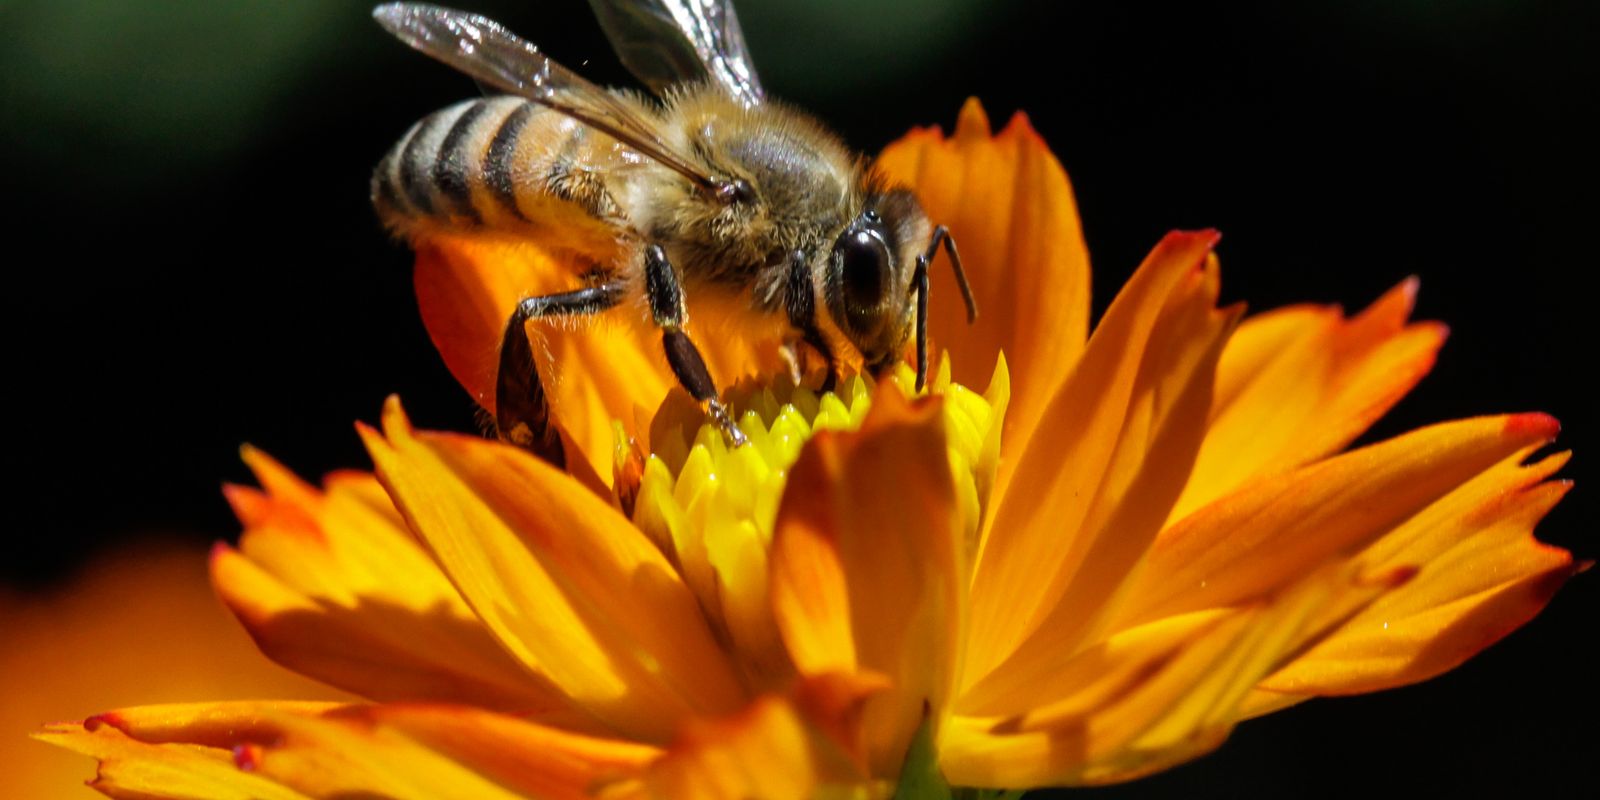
1359;275;1423;325
1000;108;1035;138
206;540;233;565
1505;411;1560;440
862;377;944;431
222;483;269;526
1397;274;1421;305
354;396;415;461
1248;430;1577;699
955;97;992;138
379;393;412;436
239;444;318;506
1168;227;1223;253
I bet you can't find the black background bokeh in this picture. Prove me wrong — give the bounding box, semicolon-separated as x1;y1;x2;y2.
3;1;1594;796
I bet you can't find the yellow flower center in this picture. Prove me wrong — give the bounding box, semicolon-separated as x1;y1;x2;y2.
615;356;1008;690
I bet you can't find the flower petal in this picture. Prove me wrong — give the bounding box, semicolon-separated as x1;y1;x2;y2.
39;702;341;800
942;566;1374;788
45;701;660;800
413;237;776;479
1259;445;1578;694
612;688;874;800
939;609;1253;789
36;721;312;800
769;386;965;775
876;99;1092;467
1117;413;1563;628
239;705;656;800
214;451;580;718
414;238;667;480
961;230;1234;701
1171;278;1448;520
360;398;746;742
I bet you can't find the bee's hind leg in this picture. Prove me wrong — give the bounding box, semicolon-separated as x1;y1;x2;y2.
644;244;749;448
496;279;628;466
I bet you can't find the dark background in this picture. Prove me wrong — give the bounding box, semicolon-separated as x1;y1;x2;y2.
3;0;1593;796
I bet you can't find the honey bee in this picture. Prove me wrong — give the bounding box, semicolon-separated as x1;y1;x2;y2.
372;1;976;466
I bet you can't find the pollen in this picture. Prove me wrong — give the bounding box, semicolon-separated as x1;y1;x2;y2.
620;354;1009;687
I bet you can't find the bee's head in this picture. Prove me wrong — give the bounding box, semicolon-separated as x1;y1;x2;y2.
824;188;932;371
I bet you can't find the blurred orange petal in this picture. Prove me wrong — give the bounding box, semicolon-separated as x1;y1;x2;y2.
240;704;657;800
876;99;1092;470
360;396;746;742
770;387;964;775
82;701;347;746
1172;278;1448;519
37;721;313;800
47;701;661;800
45;694;874;800
962;230;1234;700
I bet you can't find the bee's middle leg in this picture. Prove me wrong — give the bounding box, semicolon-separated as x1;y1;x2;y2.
497;279;627;466
644;244;748;447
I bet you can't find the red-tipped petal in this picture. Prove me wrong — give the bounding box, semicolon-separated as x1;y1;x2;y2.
1260;446;1577;694
1120;414;1563;627
1172;278;1448;519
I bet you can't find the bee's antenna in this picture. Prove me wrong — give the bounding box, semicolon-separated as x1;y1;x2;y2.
913;225;978;391
925;226;978;323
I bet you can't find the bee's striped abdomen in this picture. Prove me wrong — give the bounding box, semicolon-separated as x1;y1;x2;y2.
482;102;536;222
373;97;630;251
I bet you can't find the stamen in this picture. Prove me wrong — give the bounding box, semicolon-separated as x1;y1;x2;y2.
618;354;1011;688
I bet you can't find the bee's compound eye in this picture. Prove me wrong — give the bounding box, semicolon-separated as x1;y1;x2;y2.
836;228;891;315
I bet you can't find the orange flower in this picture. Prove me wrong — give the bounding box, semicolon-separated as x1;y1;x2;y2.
39;101;1579;798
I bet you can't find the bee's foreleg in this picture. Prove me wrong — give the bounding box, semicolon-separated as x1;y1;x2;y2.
644;244;749;448
782;249;839;392
496;280;627;466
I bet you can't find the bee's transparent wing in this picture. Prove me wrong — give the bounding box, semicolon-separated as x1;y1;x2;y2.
374;3;723;192
586;0;764;107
